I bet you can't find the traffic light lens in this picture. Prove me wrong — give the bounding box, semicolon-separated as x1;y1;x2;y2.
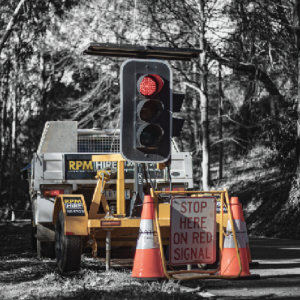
140;76;157;96
139;100;163;122
139;124;163;147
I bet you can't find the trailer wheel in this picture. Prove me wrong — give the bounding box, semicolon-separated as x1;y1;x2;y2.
55;210;82;272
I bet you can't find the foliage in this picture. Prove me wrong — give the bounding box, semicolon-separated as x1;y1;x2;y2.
258;100;297;170
0;0;92;210
1;0;300;214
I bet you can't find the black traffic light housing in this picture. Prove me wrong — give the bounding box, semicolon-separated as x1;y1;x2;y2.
120;59;172;162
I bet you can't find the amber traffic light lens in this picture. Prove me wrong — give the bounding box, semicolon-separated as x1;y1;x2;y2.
139;100;163;122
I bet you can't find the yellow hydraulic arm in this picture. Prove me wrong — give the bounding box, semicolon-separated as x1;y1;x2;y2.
89;154;126;218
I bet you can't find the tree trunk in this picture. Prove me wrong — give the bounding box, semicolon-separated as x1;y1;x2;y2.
218;62;223;179
199;0;210;190
0;58;11;208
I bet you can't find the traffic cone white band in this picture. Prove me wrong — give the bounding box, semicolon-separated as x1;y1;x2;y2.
226;218;243;232
224;218;246;249
136;219;159;250
224;232;246;249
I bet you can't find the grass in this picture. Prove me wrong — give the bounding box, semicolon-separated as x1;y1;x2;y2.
0;258;205;300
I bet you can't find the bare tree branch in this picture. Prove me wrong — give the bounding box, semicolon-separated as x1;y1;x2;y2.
209;46;284;105
211;137;248;149
0;0;26;56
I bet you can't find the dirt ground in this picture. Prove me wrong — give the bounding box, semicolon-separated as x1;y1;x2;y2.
1;221;300;300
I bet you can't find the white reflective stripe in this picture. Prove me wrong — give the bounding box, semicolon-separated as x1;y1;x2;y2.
224;218;246;249
242;221;249;243
139;219;154;231
226;219;244;232
235;219;243;231
136;233;159;250
224;232;246;249
136;219;159;250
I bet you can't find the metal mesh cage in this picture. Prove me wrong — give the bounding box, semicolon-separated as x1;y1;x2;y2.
77;135;120;153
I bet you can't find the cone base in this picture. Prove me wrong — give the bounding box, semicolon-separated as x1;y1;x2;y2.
220;248;250;277
132;248;165;279
131;277;165;282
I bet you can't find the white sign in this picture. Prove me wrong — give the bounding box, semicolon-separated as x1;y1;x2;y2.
170;197;216;265
104;189;130;200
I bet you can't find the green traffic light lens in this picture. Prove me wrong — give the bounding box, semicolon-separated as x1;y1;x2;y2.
140;124;163;147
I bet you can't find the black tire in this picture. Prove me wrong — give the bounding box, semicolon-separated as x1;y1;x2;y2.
55;210;82;272
37;240;56;259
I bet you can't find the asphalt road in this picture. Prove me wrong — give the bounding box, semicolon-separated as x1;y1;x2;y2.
92;236;300;299
203;236;300;299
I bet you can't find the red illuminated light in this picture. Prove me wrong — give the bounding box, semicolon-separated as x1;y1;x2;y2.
139;74;164;96
140;76;157;96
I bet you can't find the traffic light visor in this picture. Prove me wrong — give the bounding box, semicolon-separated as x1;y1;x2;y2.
138;74;164;96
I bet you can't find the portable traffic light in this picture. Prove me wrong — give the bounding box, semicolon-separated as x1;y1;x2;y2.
120;59;173;162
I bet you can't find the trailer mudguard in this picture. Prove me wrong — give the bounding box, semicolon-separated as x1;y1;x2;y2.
53;194;89;236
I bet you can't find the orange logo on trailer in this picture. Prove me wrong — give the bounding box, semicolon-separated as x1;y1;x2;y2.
68;161;93;171
64;199;82;204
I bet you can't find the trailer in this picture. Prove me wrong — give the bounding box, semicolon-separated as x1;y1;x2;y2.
29;121;197;269
28;120;229;272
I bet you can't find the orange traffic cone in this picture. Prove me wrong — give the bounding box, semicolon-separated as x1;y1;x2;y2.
240;204;259;268
131;195;165;280
220;197;251;277
240;204;252;263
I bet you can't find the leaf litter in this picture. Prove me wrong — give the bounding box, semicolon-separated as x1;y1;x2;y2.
0;222;206;299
